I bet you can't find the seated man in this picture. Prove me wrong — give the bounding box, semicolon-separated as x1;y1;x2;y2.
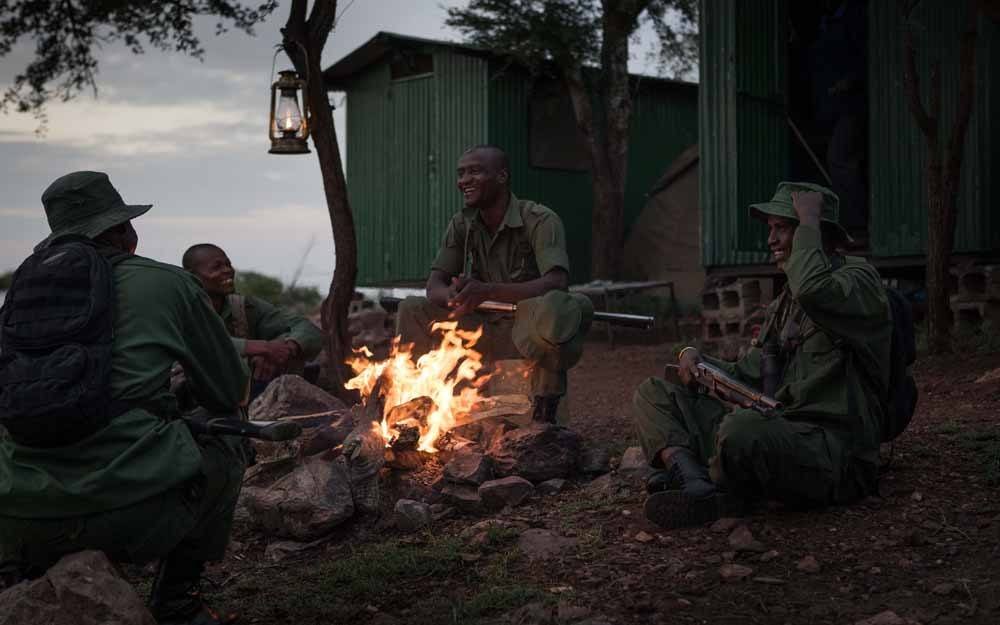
0;172;249;624
396;145;590;422
181;243;322;391
632;182;892;528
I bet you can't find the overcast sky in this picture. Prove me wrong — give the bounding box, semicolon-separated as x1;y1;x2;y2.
1;1;675;289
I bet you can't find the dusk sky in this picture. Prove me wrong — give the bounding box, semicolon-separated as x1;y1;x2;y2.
1;1;677;289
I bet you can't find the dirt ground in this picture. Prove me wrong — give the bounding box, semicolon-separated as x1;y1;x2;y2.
178;340;1000;625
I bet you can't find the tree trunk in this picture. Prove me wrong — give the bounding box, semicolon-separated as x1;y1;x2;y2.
899;0;979;354
282;0;357;400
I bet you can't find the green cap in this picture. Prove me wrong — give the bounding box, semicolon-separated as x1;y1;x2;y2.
748;181;852;244
512;291;594;371
36;171;152;250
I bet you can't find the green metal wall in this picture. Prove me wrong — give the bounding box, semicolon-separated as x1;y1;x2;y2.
345;50;489;285
868;1;999;257
487;64;698;283
699;0;780;268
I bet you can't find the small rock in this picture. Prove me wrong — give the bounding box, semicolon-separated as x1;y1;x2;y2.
975;367;1000;384
429;503;455;520
460;519;519;547
728;525;766;553
440;483;484;514
478;476;535;511
577;443;611;475
911;491;924;502
853;610;922;625
537;478;568;496
719;563;754;582
264;539;315;562
517;528;577;561
634;531;655;543
676;599;692;607
753;576;786;585
443;450;494;486
616;446;653;480
931;582;955;596
710;517;744;533
797;555;821;573
760;550;780;562
393;499;432;532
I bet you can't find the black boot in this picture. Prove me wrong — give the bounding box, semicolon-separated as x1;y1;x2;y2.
643;448;745;529
149;555;237;625
530;395;561;424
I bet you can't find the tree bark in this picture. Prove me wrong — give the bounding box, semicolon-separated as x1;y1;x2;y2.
282;0;357;400
899;0;978;354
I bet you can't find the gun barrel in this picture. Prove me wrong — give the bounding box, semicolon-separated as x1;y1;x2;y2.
379;296;654;329
184;417;303;441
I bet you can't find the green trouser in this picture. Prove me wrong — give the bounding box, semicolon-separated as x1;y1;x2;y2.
0;433;246;576
395;296;567;396
631;377;862;506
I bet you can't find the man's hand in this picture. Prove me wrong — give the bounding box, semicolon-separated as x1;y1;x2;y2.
245;339;298;381
677;347;703;390
791;190;823;229
448;277;492;318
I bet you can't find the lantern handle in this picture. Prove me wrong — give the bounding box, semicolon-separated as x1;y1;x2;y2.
269;41;311;86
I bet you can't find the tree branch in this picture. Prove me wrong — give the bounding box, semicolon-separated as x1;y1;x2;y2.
945;1;978;186
898;0;935;138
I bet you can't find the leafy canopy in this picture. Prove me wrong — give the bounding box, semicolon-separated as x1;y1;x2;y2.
236;269;322;313
445;0;699;79
0;0;278;119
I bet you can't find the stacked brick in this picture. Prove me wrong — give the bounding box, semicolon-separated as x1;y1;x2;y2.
950;265;1000;326
700;278;768;342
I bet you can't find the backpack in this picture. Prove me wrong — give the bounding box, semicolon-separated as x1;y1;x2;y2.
0;237;128;447
880;287;918;442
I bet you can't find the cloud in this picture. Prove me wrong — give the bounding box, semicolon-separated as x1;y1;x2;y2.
0;208;42;219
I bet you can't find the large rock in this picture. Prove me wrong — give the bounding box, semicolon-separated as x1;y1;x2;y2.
249;374;347;421
0;551;155;625
443;449;494;485
479;476;535;511
487;423;581;483
241;455;355;541
394;499;433;532
440;483;483;514
616;446;654;482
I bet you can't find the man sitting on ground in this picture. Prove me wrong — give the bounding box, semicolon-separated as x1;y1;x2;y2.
631;182;892;528
0;172;248;624
181;243;322;392
395;145;591;423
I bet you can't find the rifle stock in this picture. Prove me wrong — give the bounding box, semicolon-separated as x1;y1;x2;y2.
667;362;782;413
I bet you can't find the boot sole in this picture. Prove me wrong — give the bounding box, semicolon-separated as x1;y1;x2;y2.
644;491;745;529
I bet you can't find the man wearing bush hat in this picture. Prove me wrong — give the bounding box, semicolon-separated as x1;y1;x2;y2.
631;181;893;528
0;171;248;624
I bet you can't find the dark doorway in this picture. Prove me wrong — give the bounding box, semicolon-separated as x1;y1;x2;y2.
787;0;869;246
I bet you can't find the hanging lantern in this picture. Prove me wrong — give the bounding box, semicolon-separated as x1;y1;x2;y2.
268;70;310;154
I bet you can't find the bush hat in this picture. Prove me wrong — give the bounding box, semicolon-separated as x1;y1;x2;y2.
36;171;152;250
512;290;594;371
748;181;852;244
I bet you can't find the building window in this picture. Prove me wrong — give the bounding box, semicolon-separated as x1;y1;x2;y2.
529;79;589;171
390;52;434;81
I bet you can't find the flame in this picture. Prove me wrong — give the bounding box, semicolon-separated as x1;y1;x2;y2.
345;321;486;452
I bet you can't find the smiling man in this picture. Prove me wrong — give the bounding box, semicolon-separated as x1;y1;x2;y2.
181;243;321;386
395;145;591;423
631;181;893;528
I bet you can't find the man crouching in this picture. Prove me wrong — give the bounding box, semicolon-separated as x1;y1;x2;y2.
632;182;892;528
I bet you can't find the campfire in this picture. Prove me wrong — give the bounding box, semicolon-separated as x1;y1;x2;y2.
345;321;489;453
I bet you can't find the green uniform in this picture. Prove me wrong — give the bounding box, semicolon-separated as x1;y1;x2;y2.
396;193;574;396
221;293;322;361
0;255;249;568
632;225;892;504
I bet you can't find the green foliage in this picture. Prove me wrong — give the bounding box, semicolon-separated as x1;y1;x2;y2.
233;270;322;313
1;0;278;121
0;271;12;290
445;0;699;80
234;270;284;305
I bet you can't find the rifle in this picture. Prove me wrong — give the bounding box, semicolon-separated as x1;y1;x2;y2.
666;362;782;414
183;414;302;442
379;296;655;329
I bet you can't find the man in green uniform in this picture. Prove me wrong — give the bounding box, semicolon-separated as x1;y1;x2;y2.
181;243;322;386
0;172;248;624
632;182;892;528
395;145;590;422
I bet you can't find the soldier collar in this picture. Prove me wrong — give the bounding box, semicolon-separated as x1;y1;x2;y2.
463;192;523;231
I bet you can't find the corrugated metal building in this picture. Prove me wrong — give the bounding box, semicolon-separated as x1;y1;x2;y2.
699;0;999;272
324;32;698;285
